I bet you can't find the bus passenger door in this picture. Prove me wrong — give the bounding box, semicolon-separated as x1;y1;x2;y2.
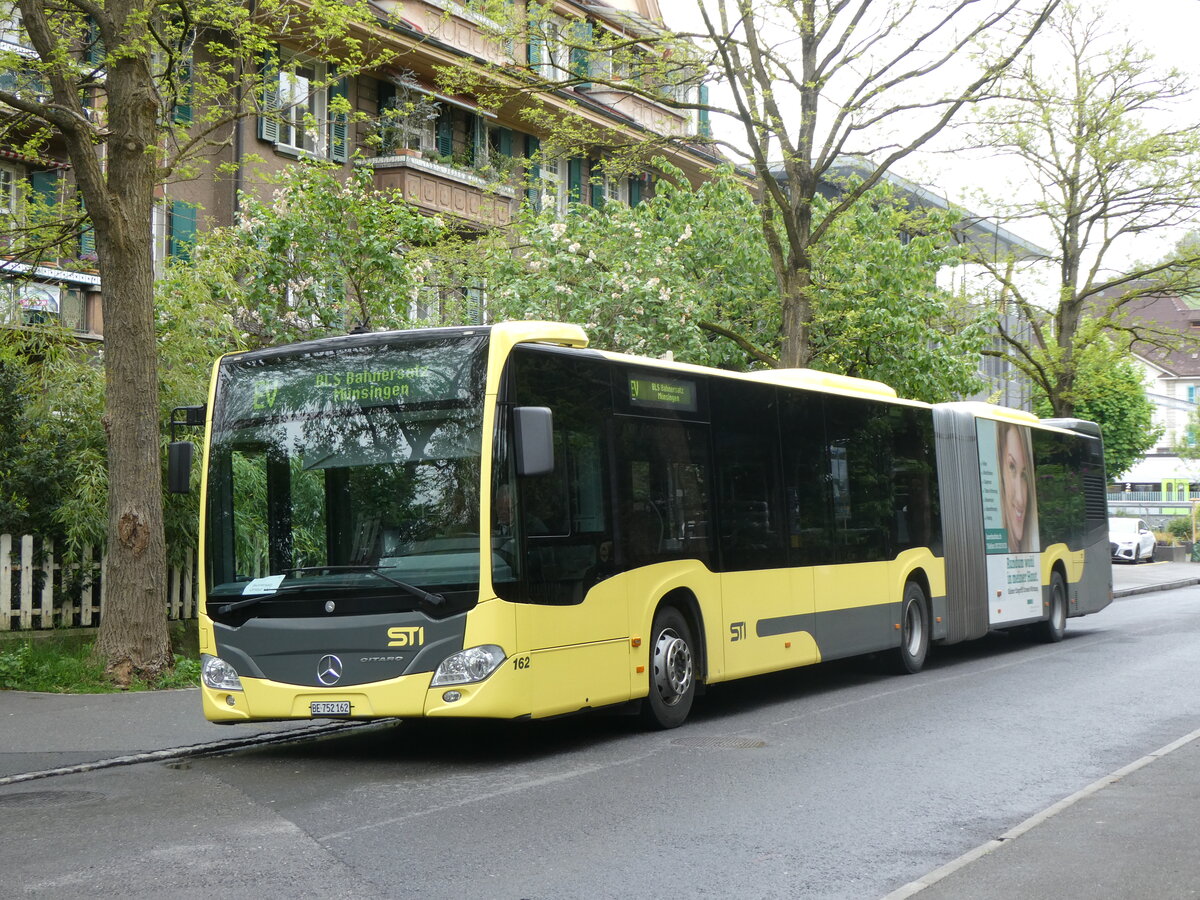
711;386;818;679
502;394;631;716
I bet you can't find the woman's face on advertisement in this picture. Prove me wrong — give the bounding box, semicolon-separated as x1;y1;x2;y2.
1003;427;1029;544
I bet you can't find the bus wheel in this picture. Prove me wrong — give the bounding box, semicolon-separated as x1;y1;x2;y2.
893;582;930;675
1035;572;1067;643
642;607;696;729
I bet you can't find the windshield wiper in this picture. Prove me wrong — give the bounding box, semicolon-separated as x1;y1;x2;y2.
214;566;446;616
215;584;323;616
286;565;447;607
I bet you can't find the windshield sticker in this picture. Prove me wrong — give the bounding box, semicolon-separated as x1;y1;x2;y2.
242;574;285;595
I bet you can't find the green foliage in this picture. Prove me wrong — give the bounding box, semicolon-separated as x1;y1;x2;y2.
970;2;1200;417
0;328;105;544
1167;517;1192;544
807;184;986;402
168;163;459;347
483;163;775;368
1033;342;1160;480
485;163;985;401
0;638;199;692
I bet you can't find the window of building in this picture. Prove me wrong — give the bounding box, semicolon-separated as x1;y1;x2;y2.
530;16;571;83
259;47;347;162
0;2;32;52
602;170;626;206
279;57;325;154
0;164;19;215
539;156;569;216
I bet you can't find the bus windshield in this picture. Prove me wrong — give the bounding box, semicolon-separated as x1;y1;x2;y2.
204;333;489;608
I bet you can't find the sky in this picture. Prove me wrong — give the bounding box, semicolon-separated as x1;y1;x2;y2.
654;0;1200;268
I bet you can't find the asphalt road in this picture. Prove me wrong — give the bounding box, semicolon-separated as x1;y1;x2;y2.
3;585;1200;899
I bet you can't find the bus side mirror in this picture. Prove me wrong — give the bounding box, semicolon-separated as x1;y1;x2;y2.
513;406;554;477
168;441;194;494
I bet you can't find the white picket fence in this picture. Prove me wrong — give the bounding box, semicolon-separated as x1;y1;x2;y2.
0;534;196;631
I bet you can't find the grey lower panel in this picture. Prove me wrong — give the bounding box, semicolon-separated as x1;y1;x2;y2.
215;610;467;688
1070;538;1114;617
757;598;945;663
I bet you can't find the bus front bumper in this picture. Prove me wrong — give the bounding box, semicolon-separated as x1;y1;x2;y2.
200;663;531;722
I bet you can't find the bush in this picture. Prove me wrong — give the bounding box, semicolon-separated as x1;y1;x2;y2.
1167;517;1193;544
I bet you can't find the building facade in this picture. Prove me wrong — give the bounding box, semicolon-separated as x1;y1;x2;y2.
0;0;719;338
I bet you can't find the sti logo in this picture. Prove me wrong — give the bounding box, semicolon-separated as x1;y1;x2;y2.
387;626;426;648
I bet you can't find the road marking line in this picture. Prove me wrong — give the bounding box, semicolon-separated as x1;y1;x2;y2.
881;724;1200;899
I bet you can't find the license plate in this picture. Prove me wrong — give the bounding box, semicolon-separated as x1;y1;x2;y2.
310;700;351;716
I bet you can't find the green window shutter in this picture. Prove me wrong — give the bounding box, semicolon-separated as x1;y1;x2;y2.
257;44;280;143
498;126;512;158
85;17;104;67
30;170;60;208
173;56;193;124
466;285;484;325
589;160;603;209
436;107;453;157
628;175;641;207
168;200;197;261
525;135;541;210
329;72;349;163
567;157;583;205
698;83;711;137
528;37;544;68
468;113;483;166
570;22;592;87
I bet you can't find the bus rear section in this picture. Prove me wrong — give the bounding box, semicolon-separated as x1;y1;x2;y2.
931;404;1112;646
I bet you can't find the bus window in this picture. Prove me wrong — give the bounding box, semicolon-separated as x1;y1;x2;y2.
712;380;786;570
499;345;614;605
780;391;832;567
616;419;712;566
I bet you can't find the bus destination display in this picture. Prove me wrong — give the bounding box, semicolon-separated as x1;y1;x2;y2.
628;374;698;412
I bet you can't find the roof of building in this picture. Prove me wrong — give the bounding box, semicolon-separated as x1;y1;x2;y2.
1122;292;1200;378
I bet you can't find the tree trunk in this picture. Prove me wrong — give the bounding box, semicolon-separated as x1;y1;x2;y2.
779;266;814;369
89;51;171;683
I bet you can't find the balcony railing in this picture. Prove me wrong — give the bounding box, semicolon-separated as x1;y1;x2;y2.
364;154;518;227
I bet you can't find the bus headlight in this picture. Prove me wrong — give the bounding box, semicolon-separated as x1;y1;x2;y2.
201;654;244;691
431;645;506;686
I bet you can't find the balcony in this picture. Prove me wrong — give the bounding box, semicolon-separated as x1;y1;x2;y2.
372;0;509;65
581;86;692;139
364;154;518;227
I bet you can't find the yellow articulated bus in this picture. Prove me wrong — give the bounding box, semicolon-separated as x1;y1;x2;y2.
171;321;1112;729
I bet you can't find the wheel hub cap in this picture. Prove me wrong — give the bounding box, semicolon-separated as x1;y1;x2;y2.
652;628;693;707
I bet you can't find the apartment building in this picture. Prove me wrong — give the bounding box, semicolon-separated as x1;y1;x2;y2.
0;0;720;338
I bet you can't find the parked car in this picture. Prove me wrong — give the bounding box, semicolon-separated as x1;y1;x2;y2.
1110;517;1156;564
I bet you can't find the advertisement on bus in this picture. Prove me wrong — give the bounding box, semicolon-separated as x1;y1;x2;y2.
978;420;1041;624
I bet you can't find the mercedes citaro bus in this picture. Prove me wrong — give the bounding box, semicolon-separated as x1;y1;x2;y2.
169;321;1111;728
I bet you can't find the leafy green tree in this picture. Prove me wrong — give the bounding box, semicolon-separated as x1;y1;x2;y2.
448;0;1056;371
0;0;378;680
970;2;1200;419
1033;342;1160;480
163;162;471;349
486;163;985;401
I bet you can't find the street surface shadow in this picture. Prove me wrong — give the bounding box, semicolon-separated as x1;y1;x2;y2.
216;623;1108;767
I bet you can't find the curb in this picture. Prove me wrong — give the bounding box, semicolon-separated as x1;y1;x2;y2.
1113;577;1200;599
0;719;386;788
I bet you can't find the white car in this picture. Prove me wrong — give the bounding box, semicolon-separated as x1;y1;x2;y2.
1109;517;1156;564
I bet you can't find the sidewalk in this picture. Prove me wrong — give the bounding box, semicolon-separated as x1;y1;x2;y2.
0;687;361;783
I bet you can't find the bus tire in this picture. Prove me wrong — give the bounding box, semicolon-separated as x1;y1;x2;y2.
893;581;930;675
642;606;696;729
1035;571;1068;644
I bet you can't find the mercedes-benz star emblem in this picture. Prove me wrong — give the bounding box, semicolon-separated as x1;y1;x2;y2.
317;654;343;686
